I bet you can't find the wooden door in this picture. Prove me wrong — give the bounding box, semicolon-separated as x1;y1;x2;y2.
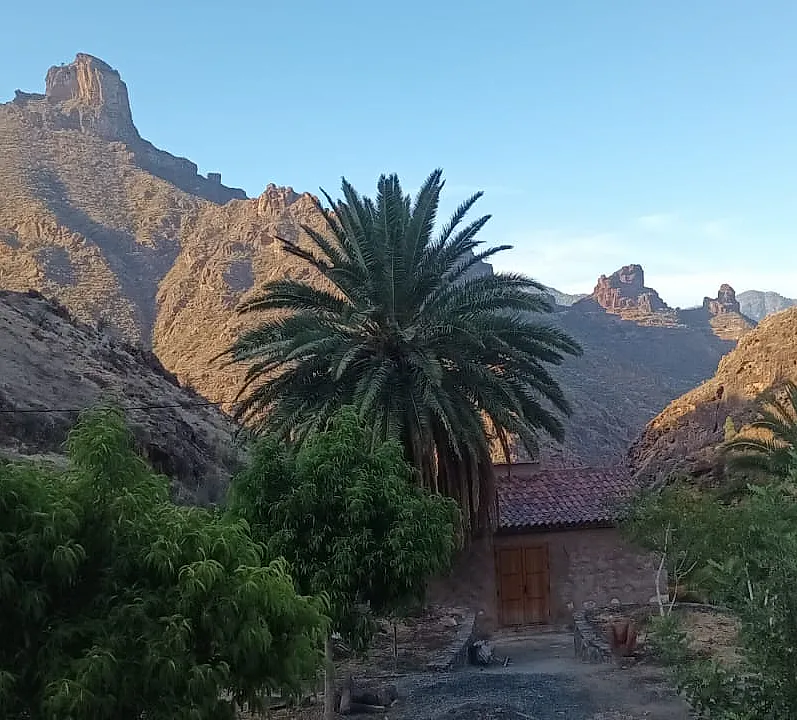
496;543;550;625
522;545;550;624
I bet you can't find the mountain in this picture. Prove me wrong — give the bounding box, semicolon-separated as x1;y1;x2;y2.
536;281;738;465
0;54;755;469
0;289;240;503
543;286;588;306
574;264;755;340
0;53;329;406
737;290;796;322
628;306;797;484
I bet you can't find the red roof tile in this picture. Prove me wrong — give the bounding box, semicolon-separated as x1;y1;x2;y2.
495;463;638;531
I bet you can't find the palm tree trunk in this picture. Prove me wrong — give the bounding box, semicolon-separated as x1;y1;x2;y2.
324;634;335;720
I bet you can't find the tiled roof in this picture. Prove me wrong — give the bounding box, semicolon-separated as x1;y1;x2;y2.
495;463;638;531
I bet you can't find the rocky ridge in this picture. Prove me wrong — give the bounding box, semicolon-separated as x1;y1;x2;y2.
0;289;240;503
576;264;755;341
10;53;245;204
628;306;797;484
537;294;737;465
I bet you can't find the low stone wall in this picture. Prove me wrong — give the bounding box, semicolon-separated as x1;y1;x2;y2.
426;613;476;671
573;611;613;663
574;602;733;664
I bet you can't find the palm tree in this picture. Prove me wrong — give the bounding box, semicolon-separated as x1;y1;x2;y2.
722;381;797;481
225;170;582;533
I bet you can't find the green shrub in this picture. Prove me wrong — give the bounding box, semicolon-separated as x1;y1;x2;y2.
0;406;324;720
626;472;797;718
229;406;461;645
228;406;461;718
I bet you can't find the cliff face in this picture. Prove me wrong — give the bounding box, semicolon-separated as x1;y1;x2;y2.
582;264;671;321
628;306;797;484
10;54;245;204
738;290;796;322
1;55;327;402
0;289;240;503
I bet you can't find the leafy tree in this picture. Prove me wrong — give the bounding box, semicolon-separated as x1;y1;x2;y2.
623;483;725;606
0;406;324;720
227;407;460;719
722;381;797;479
225;170;581;532
625;459;797;719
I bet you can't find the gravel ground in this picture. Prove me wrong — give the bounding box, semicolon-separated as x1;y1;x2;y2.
392;668;595;719
386;631;691;720
271;630;691;720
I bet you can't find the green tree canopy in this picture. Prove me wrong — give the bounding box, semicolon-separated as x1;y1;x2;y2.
227;406;461;650
0;406;324;720
225;169;581;532
624;457;797;718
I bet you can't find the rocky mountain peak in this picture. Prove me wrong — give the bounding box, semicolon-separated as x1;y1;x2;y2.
14;53;139;142
257;184;302;215
6;53;247;204
587;263;669;316
703;283;741;315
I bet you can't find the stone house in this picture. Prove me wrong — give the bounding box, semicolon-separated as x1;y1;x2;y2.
489;463;660;626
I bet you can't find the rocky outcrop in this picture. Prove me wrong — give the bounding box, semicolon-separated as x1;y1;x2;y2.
0;289;241;503
628;307;797;484
588;264;669;316
42;53;138;141
9;54;245;204
738;290;797;322
703;284;741;315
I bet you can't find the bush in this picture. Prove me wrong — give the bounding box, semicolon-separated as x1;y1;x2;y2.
228;407;461;718
228;407;461;650
626;473;797;719
0;406;324;720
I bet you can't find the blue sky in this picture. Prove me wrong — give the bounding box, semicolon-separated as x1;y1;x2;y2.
2;0;795;306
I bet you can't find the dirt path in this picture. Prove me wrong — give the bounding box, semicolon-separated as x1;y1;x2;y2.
387;631;692;720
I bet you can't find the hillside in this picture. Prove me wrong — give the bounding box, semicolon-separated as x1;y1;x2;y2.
543;286;588;306
738;290;796;321
0;53;758;468
0;53;330;405
537;293;737;465
628;306;797;484
0;289;240;503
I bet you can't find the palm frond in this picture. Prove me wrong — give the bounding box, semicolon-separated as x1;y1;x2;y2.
227;170;583;533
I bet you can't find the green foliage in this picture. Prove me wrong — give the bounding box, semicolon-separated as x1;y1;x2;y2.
647;613;689;665
228;407;461;650
626;457;797;718
722;381;797;480
0;405;324;720
623;484;723;600
225;170;581;532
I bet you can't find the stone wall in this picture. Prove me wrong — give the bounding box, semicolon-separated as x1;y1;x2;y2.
426;533;499;630
428;527;660;629
573;611;613;663
495;527;661;623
